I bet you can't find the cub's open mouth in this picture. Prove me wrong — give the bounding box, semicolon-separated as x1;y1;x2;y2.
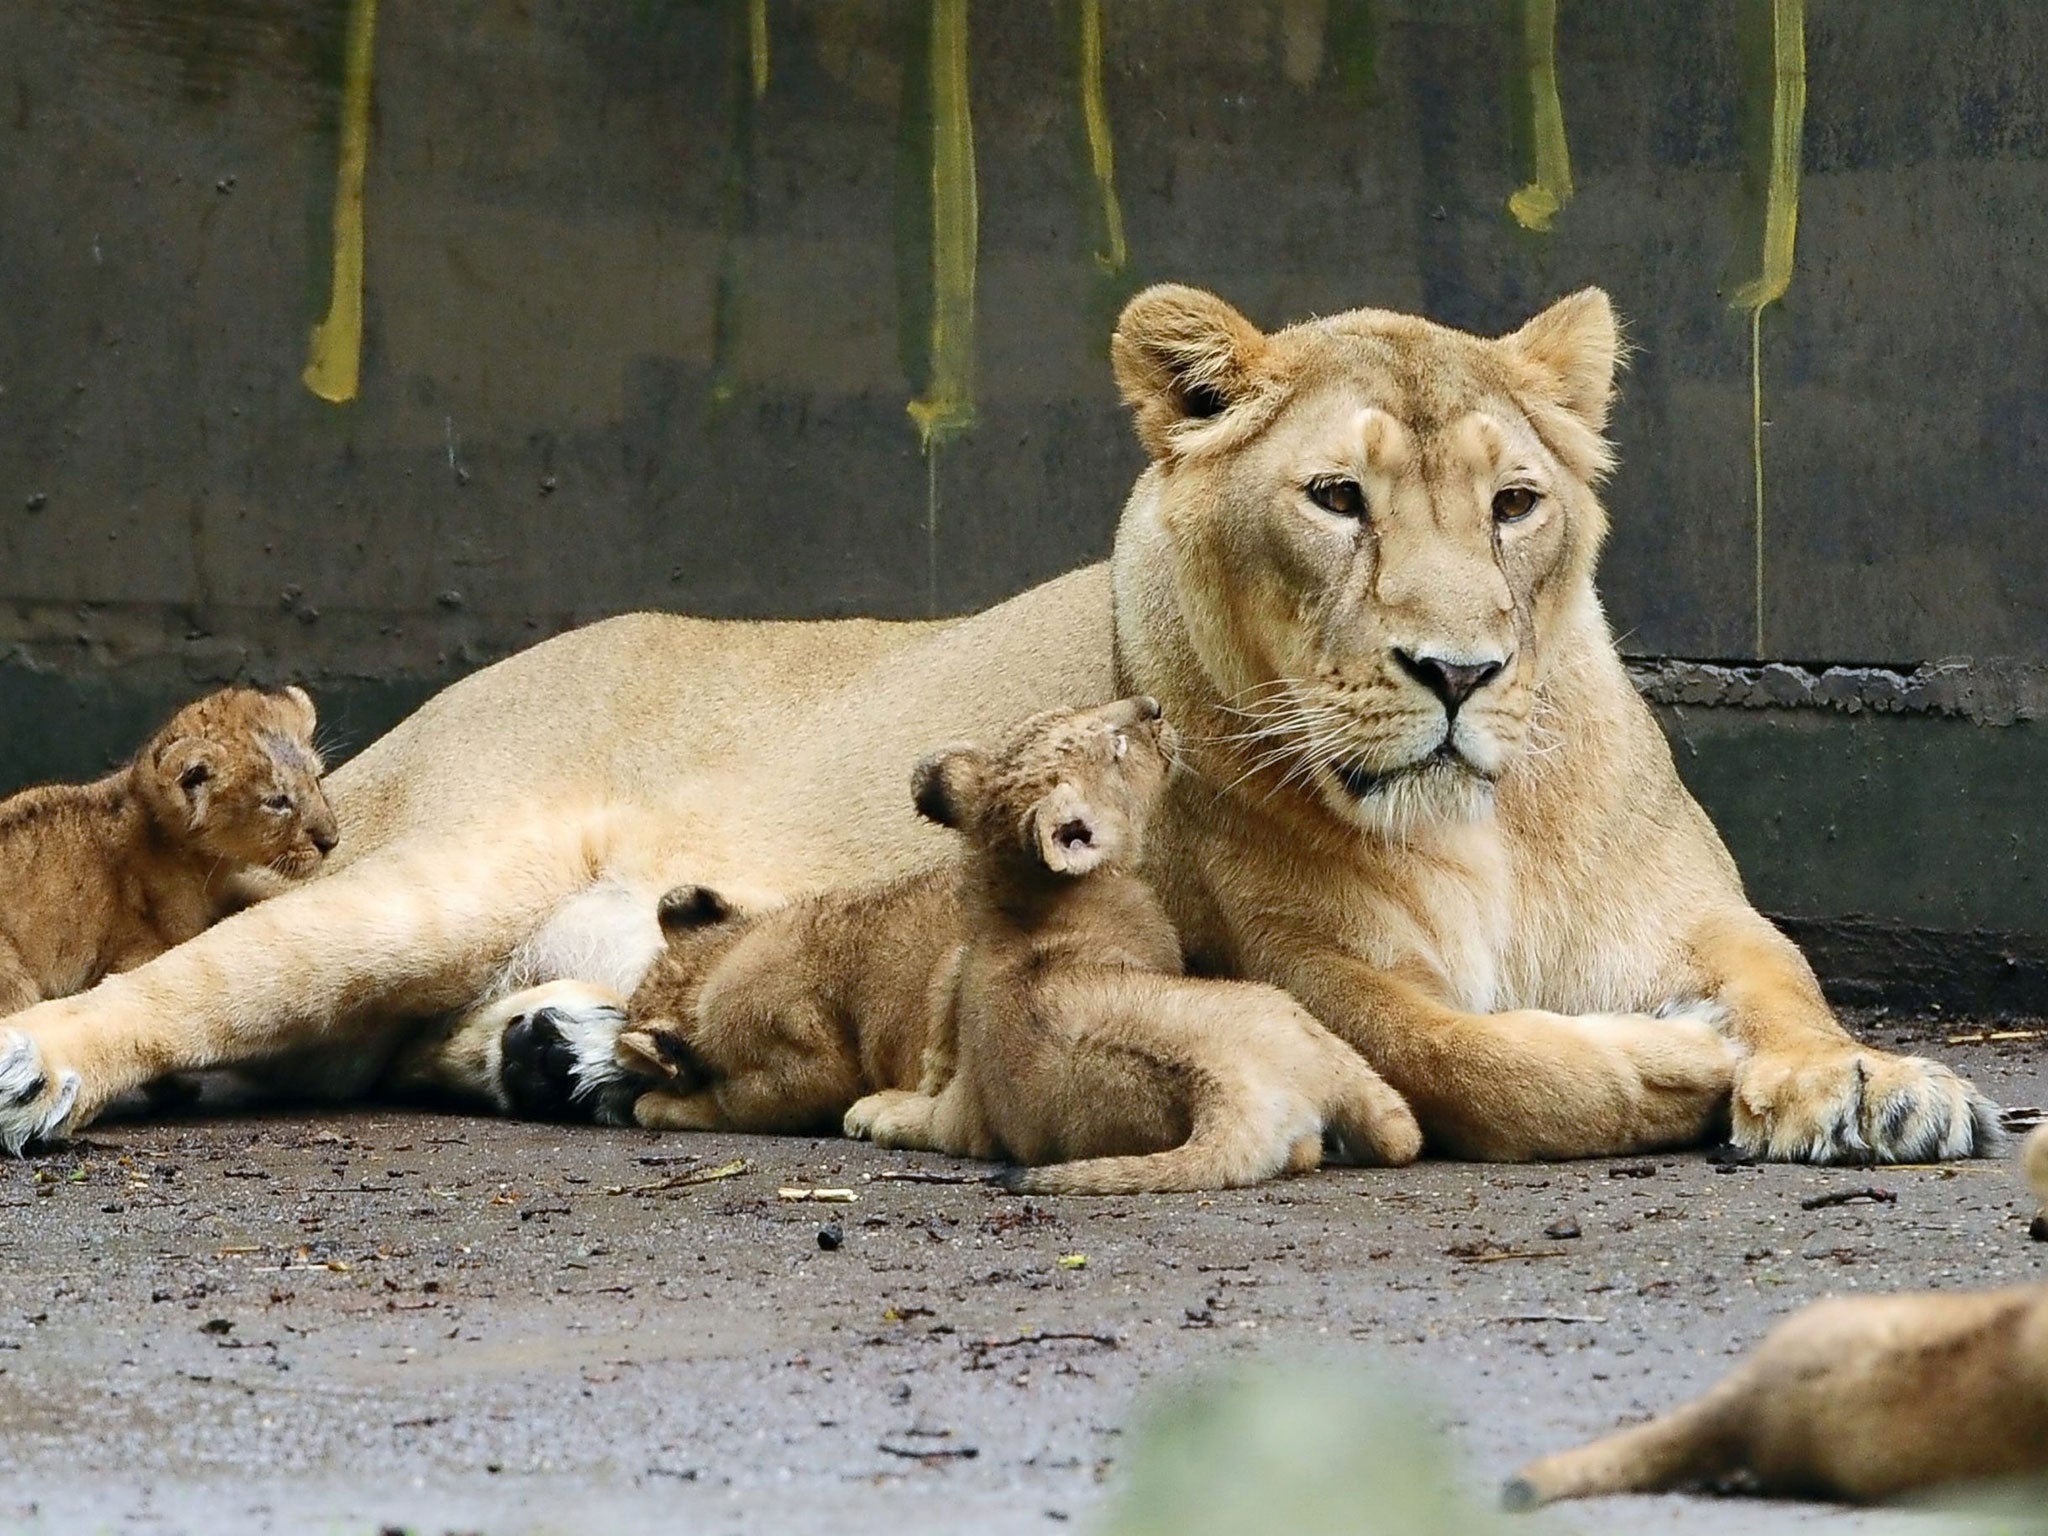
1053;818;1094;851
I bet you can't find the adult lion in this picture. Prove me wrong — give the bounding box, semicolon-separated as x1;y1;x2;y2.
0;286;1996;1164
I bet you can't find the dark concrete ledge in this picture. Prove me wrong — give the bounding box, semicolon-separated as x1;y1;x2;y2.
1780;914;2048;1015
1628;657;2048;726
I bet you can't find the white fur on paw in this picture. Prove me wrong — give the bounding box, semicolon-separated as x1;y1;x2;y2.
1732;1051;2002;1164
548;1001;642;1126
0;1030;80;1156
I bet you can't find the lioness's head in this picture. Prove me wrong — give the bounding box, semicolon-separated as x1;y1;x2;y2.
138;685;340;877
1109;284;1621;836
913;696;1176;880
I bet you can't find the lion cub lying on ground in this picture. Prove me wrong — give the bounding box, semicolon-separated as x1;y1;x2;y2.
0;686;338;1017
619;696;1421;1193
1506;1125;2048;1508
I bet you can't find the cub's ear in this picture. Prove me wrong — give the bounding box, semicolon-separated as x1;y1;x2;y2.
1027;783;1109;877
281;684;318;735
1501;287;1622;435
656;885;731;932
911;745;987;830
157;739;217;823
1111;284;1268;460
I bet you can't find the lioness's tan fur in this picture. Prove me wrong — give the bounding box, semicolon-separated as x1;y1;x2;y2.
1105;284;1994;1162
835;697;1421;1194
1506;1126;2048;1506
0;288;1994;1168
0;686;336;1017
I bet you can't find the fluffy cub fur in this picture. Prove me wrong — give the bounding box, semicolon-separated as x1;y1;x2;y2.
620;697;1421;1192
614;871;957;1136
1505;1126;2048;1508
0;686;338;1015
846;695;1421;1193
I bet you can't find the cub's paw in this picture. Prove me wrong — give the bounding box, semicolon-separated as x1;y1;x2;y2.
1731;1046;2001;1163
615;1027;708;1088
498;994;640;1127
843;1090;934;1149
0;1029;82;1155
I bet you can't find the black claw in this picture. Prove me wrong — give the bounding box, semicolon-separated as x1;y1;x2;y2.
1501;1477;1540;1513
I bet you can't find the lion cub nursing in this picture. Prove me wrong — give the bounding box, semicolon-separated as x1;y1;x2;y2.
619;696;1421;1193
0;686;338;1016
1507;1125;2048;1508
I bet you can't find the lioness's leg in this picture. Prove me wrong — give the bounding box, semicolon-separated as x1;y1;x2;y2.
1689;910;1999;1162
0;816;621;1151
1266;947;1736;1161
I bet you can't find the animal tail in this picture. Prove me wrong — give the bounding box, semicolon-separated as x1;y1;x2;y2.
1502;1392;1743;1509
996;1073;1316;1196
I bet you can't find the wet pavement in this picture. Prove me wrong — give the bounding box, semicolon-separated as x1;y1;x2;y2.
1;1014;2042;1536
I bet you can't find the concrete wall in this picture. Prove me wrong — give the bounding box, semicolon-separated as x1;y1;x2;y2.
5;1;2047;994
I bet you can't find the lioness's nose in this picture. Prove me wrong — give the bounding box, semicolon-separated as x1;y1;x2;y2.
1393;651;1506;714
309;820;339;855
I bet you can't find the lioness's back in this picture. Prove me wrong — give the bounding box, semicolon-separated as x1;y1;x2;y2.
330;565;1117;865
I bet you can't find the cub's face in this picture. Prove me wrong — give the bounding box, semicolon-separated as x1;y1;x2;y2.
1111;284;1620;837
149;686;340;878
912;696;1177;879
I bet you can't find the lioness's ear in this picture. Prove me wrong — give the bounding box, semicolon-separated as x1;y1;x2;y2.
1027;783;1108;877
911;746;987;830
1111;284;1268;460
656;885;731;932
1501;288;1622;434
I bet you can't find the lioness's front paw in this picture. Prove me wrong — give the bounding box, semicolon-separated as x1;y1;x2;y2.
843;1090;933;1148
1731;1046;2000;1163
498;992;640;1127
0;1029;82;1155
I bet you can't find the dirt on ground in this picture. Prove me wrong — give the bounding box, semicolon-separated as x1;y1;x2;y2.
0;1014;2042;1536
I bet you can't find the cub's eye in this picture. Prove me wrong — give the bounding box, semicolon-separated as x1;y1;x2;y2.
1493;486;1540;523
263;794;293;814
1112;731;1130;760
1305;478;1366;519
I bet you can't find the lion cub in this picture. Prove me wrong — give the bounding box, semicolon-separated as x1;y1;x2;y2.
622;696;1420;1192
1506;1125;2048;1508
0;685;338;1014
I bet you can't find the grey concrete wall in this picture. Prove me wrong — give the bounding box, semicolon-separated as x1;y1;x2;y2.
5;1;2048;984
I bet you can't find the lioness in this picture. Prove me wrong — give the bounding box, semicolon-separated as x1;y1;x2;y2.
0;685;337;1020
0;286;1995;1167
1505;1126;2048;1507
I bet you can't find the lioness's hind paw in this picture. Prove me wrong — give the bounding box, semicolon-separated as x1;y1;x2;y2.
0;1030;81;1155
499;1002;640;1126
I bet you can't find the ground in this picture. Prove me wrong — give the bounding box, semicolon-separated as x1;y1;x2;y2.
0;1015;2041;1536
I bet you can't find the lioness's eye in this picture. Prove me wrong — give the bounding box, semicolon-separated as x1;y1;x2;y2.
1306;478;1366;519
1493;486;1540;523
264;794;293;813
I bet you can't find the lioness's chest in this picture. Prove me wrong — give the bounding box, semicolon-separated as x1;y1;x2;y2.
1339;824;1516;1013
